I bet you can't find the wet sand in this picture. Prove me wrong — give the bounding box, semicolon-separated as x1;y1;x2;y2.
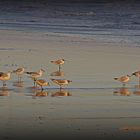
0;29;140;139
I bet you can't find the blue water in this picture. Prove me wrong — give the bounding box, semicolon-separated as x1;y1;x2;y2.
0;2;140;45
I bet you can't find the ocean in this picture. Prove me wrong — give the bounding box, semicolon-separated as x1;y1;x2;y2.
0;1;140;46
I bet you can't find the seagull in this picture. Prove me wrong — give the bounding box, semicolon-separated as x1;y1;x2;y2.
35;79;50;91
132;71;140;85
51;79;72;89
114;75;131;87
0;71;11;87
25;69;45;87
51;59;65;71
13;67;25;82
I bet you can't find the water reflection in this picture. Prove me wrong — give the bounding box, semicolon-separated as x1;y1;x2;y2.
113;87;131;96
120;126;140;132
0;89;10;96
25;86;40;94
133;85;140;95
35;91;49;97
24;89;49;98
13;81;24;87
50;71;64;76
133;91;140;95
134;85;140;89
51;90;72;97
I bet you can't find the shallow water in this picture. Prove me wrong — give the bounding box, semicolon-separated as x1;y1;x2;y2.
0;84;140;139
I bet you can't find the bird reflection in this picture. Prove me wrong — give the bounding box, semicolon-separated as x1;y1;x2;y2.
133;91;140;95
13;81;24;87
0;89;10;96
35;91;49;97
120;126;140;132
134;85;140;89
24;91;48;99
50;70;64;77
51;90;71;97
133;85;140;95
113;87;131;96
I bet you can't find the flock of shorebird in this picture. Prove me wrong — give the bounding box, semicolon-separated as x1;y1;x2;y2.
0;59;72;91
0;58;139;90
114;71;140;87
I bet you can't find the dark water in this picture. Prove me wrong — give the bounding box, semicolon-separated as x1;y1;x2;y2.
0;1;140;45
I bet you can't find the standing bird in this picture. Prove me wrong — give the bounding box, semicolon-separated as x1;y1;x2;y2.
25;69;45;87
51;59;65;71
13;67;25;82
114;75;131;87
51;79;72;89
0;71;11;87
132;71;140;85
35;79;50;91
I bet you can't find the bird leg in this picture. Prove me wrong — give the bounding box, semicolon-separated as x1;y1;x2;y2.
33;79;36;87
58;65;61;72
41;86;44;91
59;87;62;92
19;76;22;82
123;83;126;87
18;75;20;82
3;81;6;87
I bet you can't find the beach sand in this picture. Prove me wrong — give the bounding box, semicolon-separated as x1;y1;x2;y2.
0;29;140;139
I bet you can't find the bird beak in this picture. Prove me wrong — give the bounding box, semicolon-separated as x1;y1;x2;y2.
131;73;135;76
8;71;13;73
41;69;45;72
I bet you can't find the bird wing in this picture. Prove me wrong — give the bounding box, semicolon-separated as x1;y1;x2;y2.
0;73;8;77
37;79;46;83
16;68;23;72
54;79;65;84
120;76;128;82
31;72;40;76
26;71;38;75
0;72;4;77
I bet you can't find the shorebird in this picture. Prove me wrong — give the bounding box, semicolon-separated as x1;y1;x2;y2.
26;69;45;87
132;71;140;85
0;71;11;87
13;67;25;82
35;79;50;91
51;59;65;71
51;79;72;89
114;75;131;87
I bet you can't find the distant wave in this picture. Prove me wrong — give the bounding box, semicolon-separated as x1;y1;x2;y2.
0;2;140;44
